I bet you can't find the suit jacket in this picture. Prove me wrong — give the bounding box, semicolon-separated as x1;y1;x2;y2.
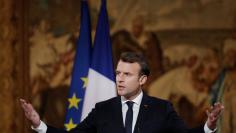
47;93;204;133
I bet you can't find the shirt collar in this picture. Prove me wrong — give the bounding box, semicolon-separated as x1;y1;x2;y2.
121;91;143;106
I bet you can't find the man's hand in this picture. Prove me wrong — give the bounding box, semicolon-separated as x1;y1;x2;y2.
20;99;41;128
206;102;224;130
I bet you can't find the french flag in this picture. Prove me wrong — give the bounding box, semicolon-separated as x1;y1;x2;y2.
81;0;117;120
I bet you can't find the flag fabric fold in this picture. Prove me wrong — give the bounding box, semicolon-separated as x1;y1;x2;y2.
64;0;92;131
81;0;117;120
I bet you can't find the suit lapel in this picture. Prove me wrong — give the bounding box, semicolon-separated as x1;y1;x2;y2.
112;96;126;133
134;93;151;133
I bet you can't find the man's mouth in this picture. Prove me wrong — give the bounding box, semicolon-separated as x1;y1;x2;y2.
117;85;125;89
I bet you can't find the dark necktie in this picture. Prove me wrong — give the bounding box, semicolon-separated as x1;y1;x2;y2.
125;101;134;133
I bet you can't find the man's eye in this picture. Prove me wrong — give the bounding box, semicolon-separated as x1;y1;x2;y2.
115;72;120;75
124;73;130;76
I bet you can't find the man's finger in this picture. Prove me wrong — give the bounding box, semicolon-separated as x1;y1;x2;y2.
207;103;224;120
19;99;33;113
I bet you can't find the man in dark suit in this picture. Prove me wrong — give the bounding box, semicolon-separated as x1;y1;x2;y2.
20;52;224;133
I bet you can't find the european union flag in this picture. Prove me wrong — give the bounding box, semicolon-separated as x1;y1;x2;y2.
81;0;116;120
64;0;92;131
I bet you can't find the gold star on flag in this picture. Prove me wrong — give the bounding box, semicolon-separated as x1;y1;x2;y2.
81;77;88;88
68;93;81;109
64;118;77;131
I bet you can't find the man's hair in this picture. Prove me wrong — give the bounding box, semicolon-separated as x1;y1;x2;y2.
120;52;150;76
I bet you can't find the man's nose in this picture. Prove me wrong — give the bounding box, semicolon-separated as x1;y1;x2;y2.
116;74;124;82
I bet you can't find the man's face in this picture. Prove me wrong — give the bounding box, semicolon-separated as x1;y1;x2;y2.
115;60;146;100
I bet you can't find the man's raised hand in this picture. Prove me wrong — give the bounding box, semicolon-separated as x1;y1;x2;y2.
20;99;41;128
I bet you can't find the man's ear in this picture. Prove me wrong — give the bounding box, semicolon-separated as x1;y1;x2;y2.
139;75;147;86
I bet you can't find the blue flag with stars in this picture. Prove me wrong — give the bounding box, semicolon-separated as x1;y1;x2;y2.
64;0;92;131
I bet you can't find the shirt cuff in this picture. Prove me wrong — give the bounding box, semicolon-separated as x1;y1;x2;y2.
31;120;47;133
204;122;217;133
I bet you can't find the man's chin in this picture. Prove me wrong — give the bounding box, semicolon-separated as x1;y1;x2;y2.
117;91;126;96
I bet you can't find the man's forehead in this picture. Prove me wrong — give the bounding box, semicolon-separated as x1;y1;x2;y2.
116;60;141;71
117;60;139;66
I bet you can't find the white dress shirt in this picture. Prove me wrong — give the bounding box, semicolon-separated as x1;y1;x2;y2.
33;91;216;133
121;91;143;133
